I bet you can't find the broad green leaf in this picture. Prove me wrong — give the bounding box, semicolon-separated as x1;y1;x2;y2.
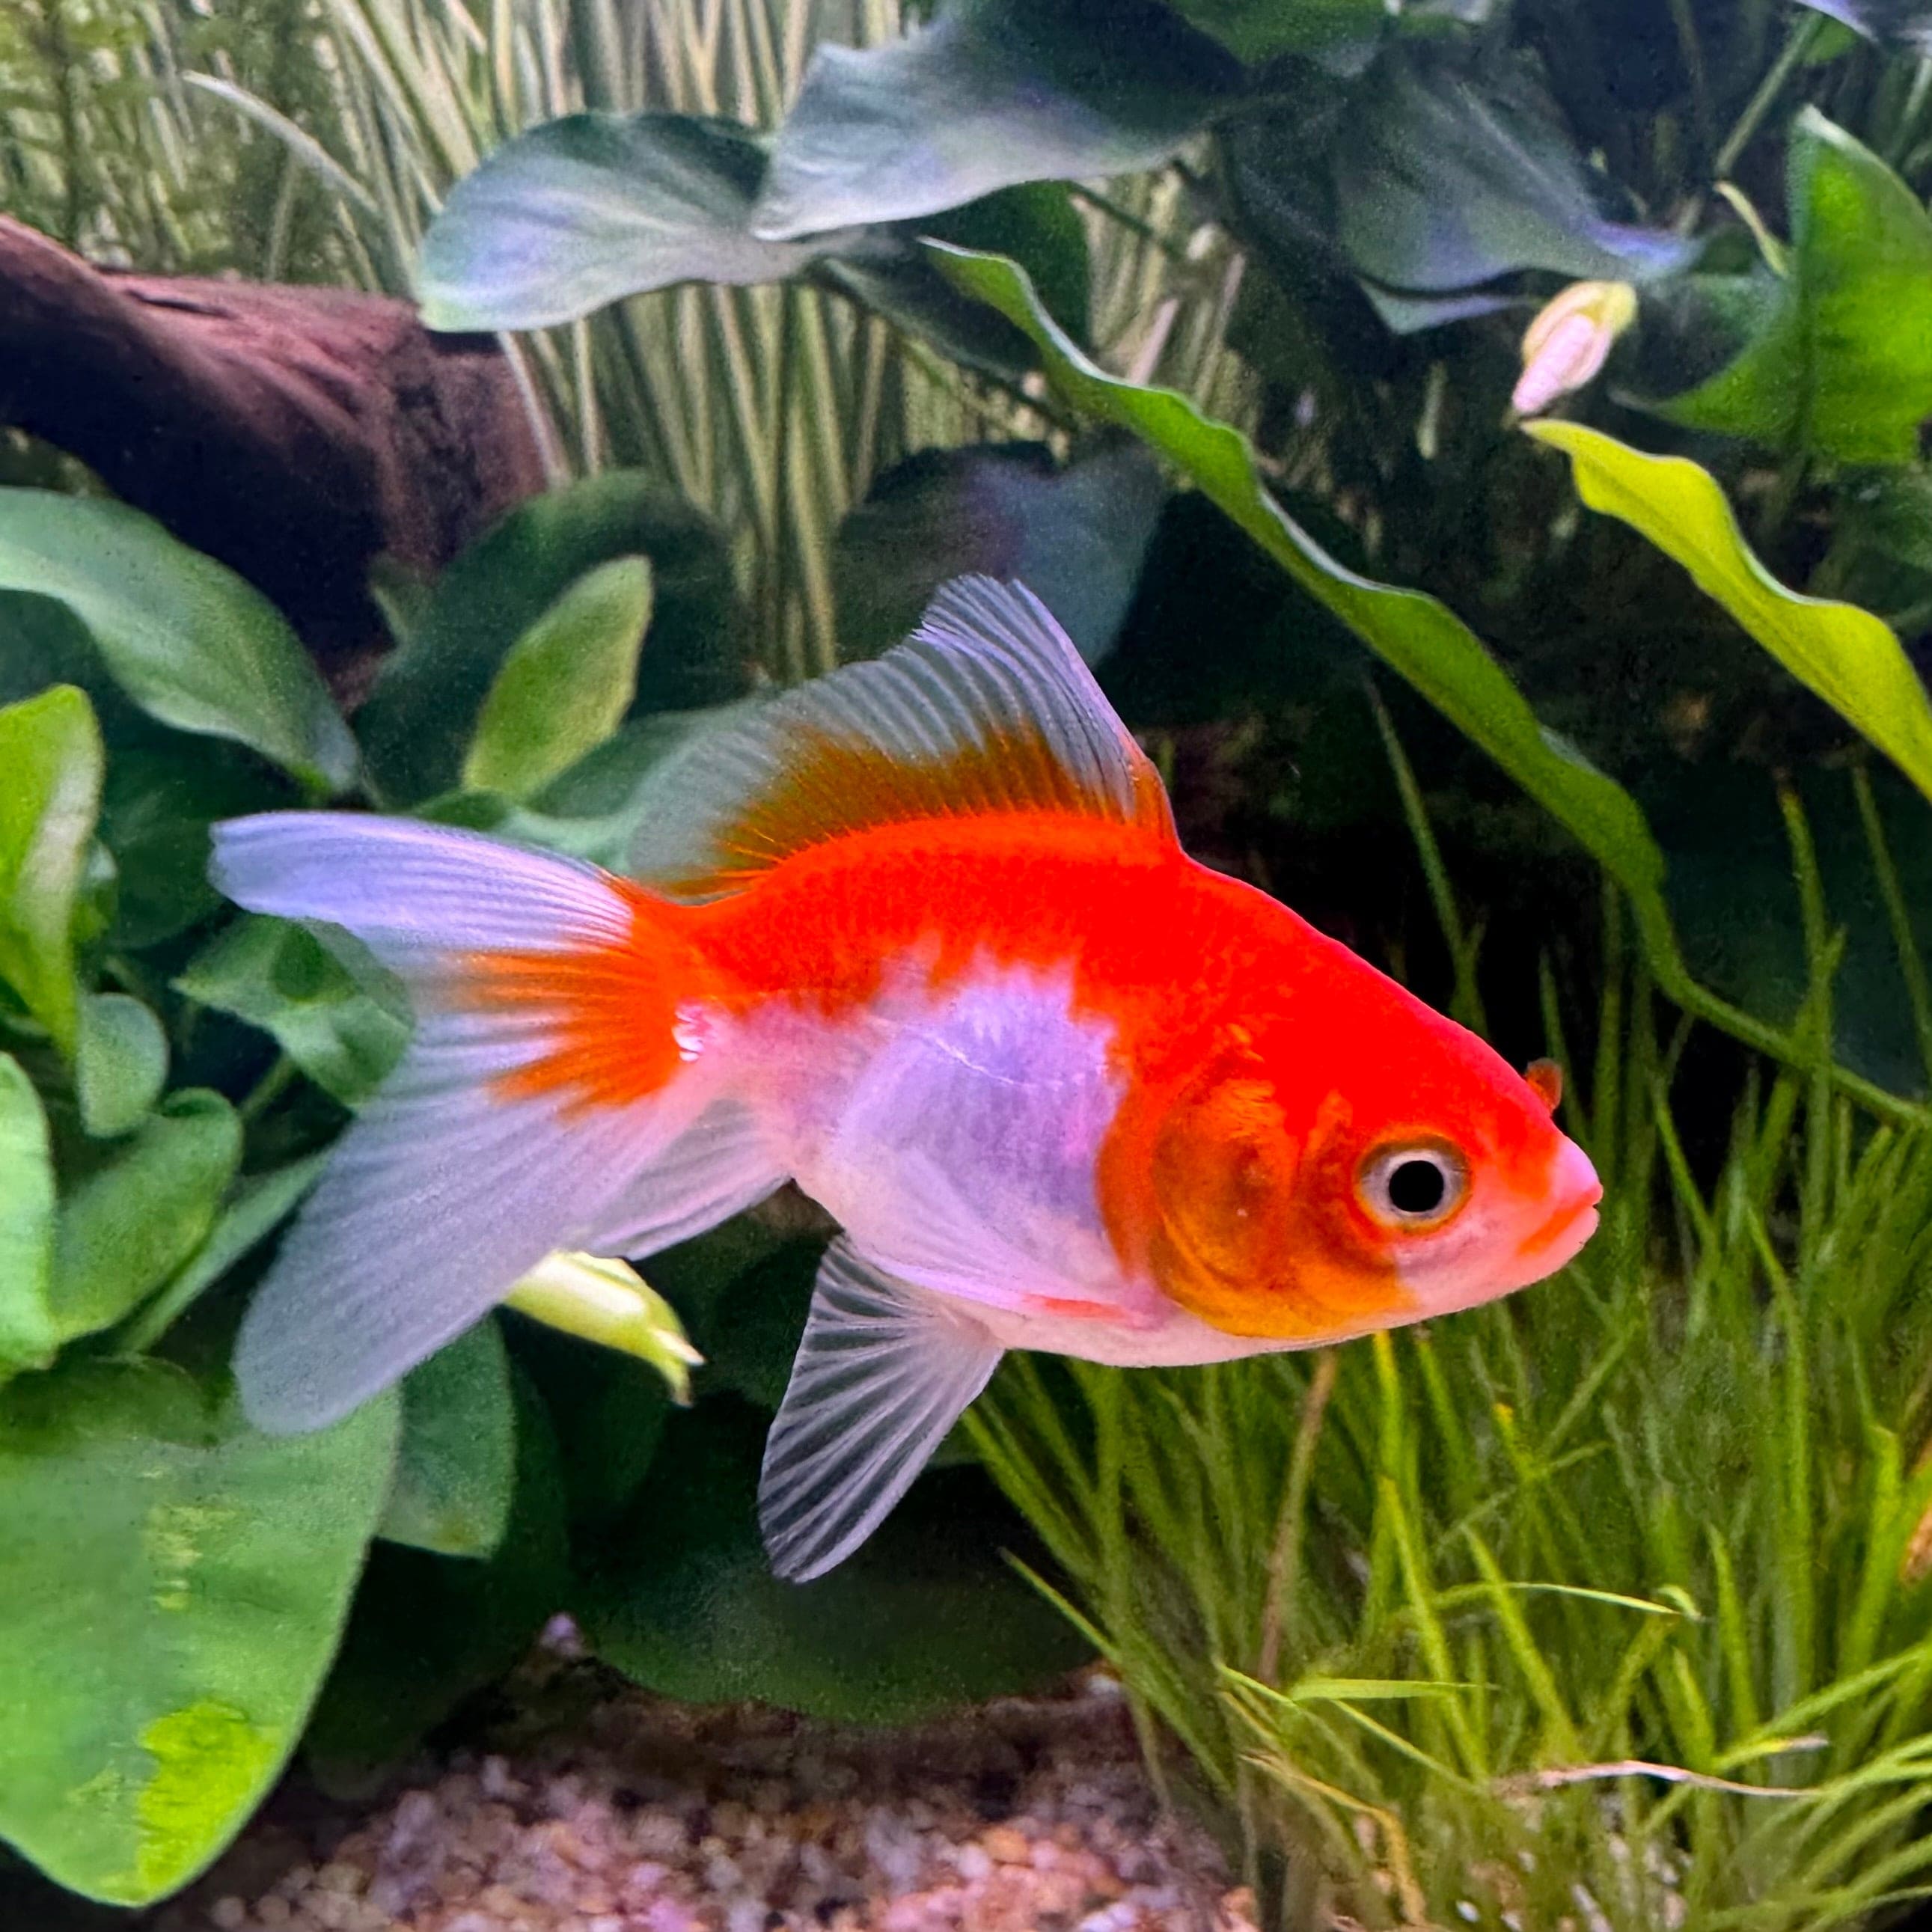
834;438;1164;662
0;492;356;794
1329;45;1693;301
462;557;652;801
1166;0;1387;62
303;1370;565;1794
379;1320;516;1559
50;1092;242;1343
0;1055;58;1373
76;992;168;1139
1529;422;1932;811
175;915;410;1109
576;1398;1089;1723
418;113;859;332
0;1360;396;1904
1794;0;1932;52
751;0;1242;239
929;245;1678;953
0;685;100;1055
357;473;746;806
1659;111;1932;462
504;1252;702;1406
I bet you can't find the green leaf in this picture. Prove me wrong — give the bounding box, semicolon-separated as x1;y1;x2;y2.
462;557;652;801
50;1092;242;1343
917;183;1092;345
0;685;101;1056
0;1360;397;1904
357;474;746;807
1166;0;1387;62
1794;0;1932;54
418;113;858;331
0;1054;58;1374
576;1398;1090;1723
1328;45;1693;302
174;916;411;1110
379;1319;516;1559
1657;110;1932;462
302;1369;566;1794
834;438;1164;663
1529;422;1932;811
76;992;168;1140
928;245;1675;950
0;492;356;794
751;0;1241;241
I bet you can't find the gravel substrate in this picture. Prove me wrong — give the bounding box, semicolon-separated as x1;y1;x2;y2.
135;1639;1255;1932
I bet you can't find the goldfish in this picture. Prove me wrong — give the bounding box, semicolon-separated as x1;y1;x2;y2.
210;576;1601;1581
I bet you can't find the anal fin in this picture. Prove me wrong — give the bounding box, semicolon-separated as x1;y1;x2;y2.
759;1241;1004;1582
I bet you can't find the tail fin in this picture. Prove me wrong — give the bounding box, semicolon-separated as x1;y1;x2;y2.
210;814;780;1432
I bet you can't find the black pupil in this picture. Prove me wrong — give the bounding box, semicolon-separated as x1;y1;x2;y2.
1387;1158;1447;1215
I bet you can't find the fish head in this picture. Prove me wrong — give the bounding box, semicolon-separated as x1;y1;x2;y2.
1126;976;1601;1345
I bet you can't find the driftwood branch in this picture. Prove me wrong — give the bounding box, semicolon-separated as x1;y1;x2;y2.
0;217;546;694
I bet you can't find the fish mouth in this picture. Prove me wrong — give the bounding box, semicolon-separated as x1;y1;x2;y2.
1515;1141;1604;1268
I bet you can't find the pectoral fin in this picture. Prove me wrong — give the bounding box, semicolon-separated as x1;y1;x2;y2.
759;1241;1004;1583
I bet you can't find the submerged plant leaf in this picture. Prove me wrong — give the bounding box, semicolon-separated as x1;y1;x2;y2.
1794;0;1932;52
0;685;101;1056
462;557;652;801
0;493;355;795
1529;423;1932;810
0;1054;58;1374
929;246;1678;962
76;991;169;1139
0;1360;396;1904
834;438;1166;662
176;916;410;1110
1658;110;1932;462
49;1092;242;1343
1330;45;1693;297
358;474;745;807
752;0;1244;239
379;1319;516;1559
1166;0;1390;63
417;113;862;331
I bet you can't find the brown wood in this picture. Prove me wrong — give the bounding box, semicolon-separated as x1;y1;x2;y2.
0;217;547;695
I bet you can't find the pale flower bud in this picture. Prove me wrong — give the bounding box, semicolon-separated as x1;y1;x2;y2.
1511;280;1638;417
504;1250;703;1403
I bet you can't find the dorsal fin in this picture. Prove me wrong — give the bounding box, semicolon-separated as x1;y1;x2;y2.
627;576;1176;898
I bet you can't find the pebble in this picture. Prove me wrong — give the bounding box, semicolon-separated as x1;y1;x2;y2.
144;1661;1248;1932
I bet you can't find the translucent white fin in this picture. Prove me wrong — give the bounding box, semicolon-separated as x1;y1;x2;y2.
759;1241;1004;1583
210;813;784;1432
628;575;1175;897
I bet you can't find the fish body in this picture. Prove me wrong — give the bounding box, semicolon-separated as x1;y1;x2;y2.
212;578;1601;1579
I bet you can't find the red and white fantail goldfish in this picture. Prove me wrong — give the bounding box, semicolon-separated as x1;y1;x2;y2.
212;578;1601;1580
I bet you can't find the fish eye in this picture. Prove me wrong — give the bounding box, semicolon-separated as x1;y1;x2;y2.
1357;1143;1469;1229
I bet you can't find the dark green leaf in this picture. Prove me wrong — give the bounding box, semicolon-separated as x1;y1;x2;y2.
0;685;100;1056
835;438;1165;663
418;113;858;331
1329;45;1693;301
176;915;410;1110
50;1092;242;1343
1529;422;1932;809
914;182;1092;343
303;1370;566;1793
0;1360;397;1904
0;1054;58;1374
0;492;356;795
357;474;747;806
379;1319;516;1559
75;991;168;1139
462;556;652;801
1658;110;1932;462
577;1397;1089;1723
1167;0;1387;63
752;0;1244;239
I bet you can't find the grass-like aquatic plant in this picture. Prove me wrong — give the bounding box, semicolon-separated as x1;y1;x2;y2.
971;755;1932;1932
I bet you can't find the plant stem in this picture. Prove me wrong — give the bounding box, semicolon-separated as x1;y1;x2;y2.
1714;16;1823;182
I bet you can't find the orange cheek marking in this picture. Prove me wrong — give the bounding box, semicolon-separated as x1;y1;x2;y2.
450;884;701;1116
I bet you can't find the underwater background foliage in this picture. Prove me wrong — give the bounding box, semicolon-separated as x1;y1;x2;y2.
4;0;1932;1923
